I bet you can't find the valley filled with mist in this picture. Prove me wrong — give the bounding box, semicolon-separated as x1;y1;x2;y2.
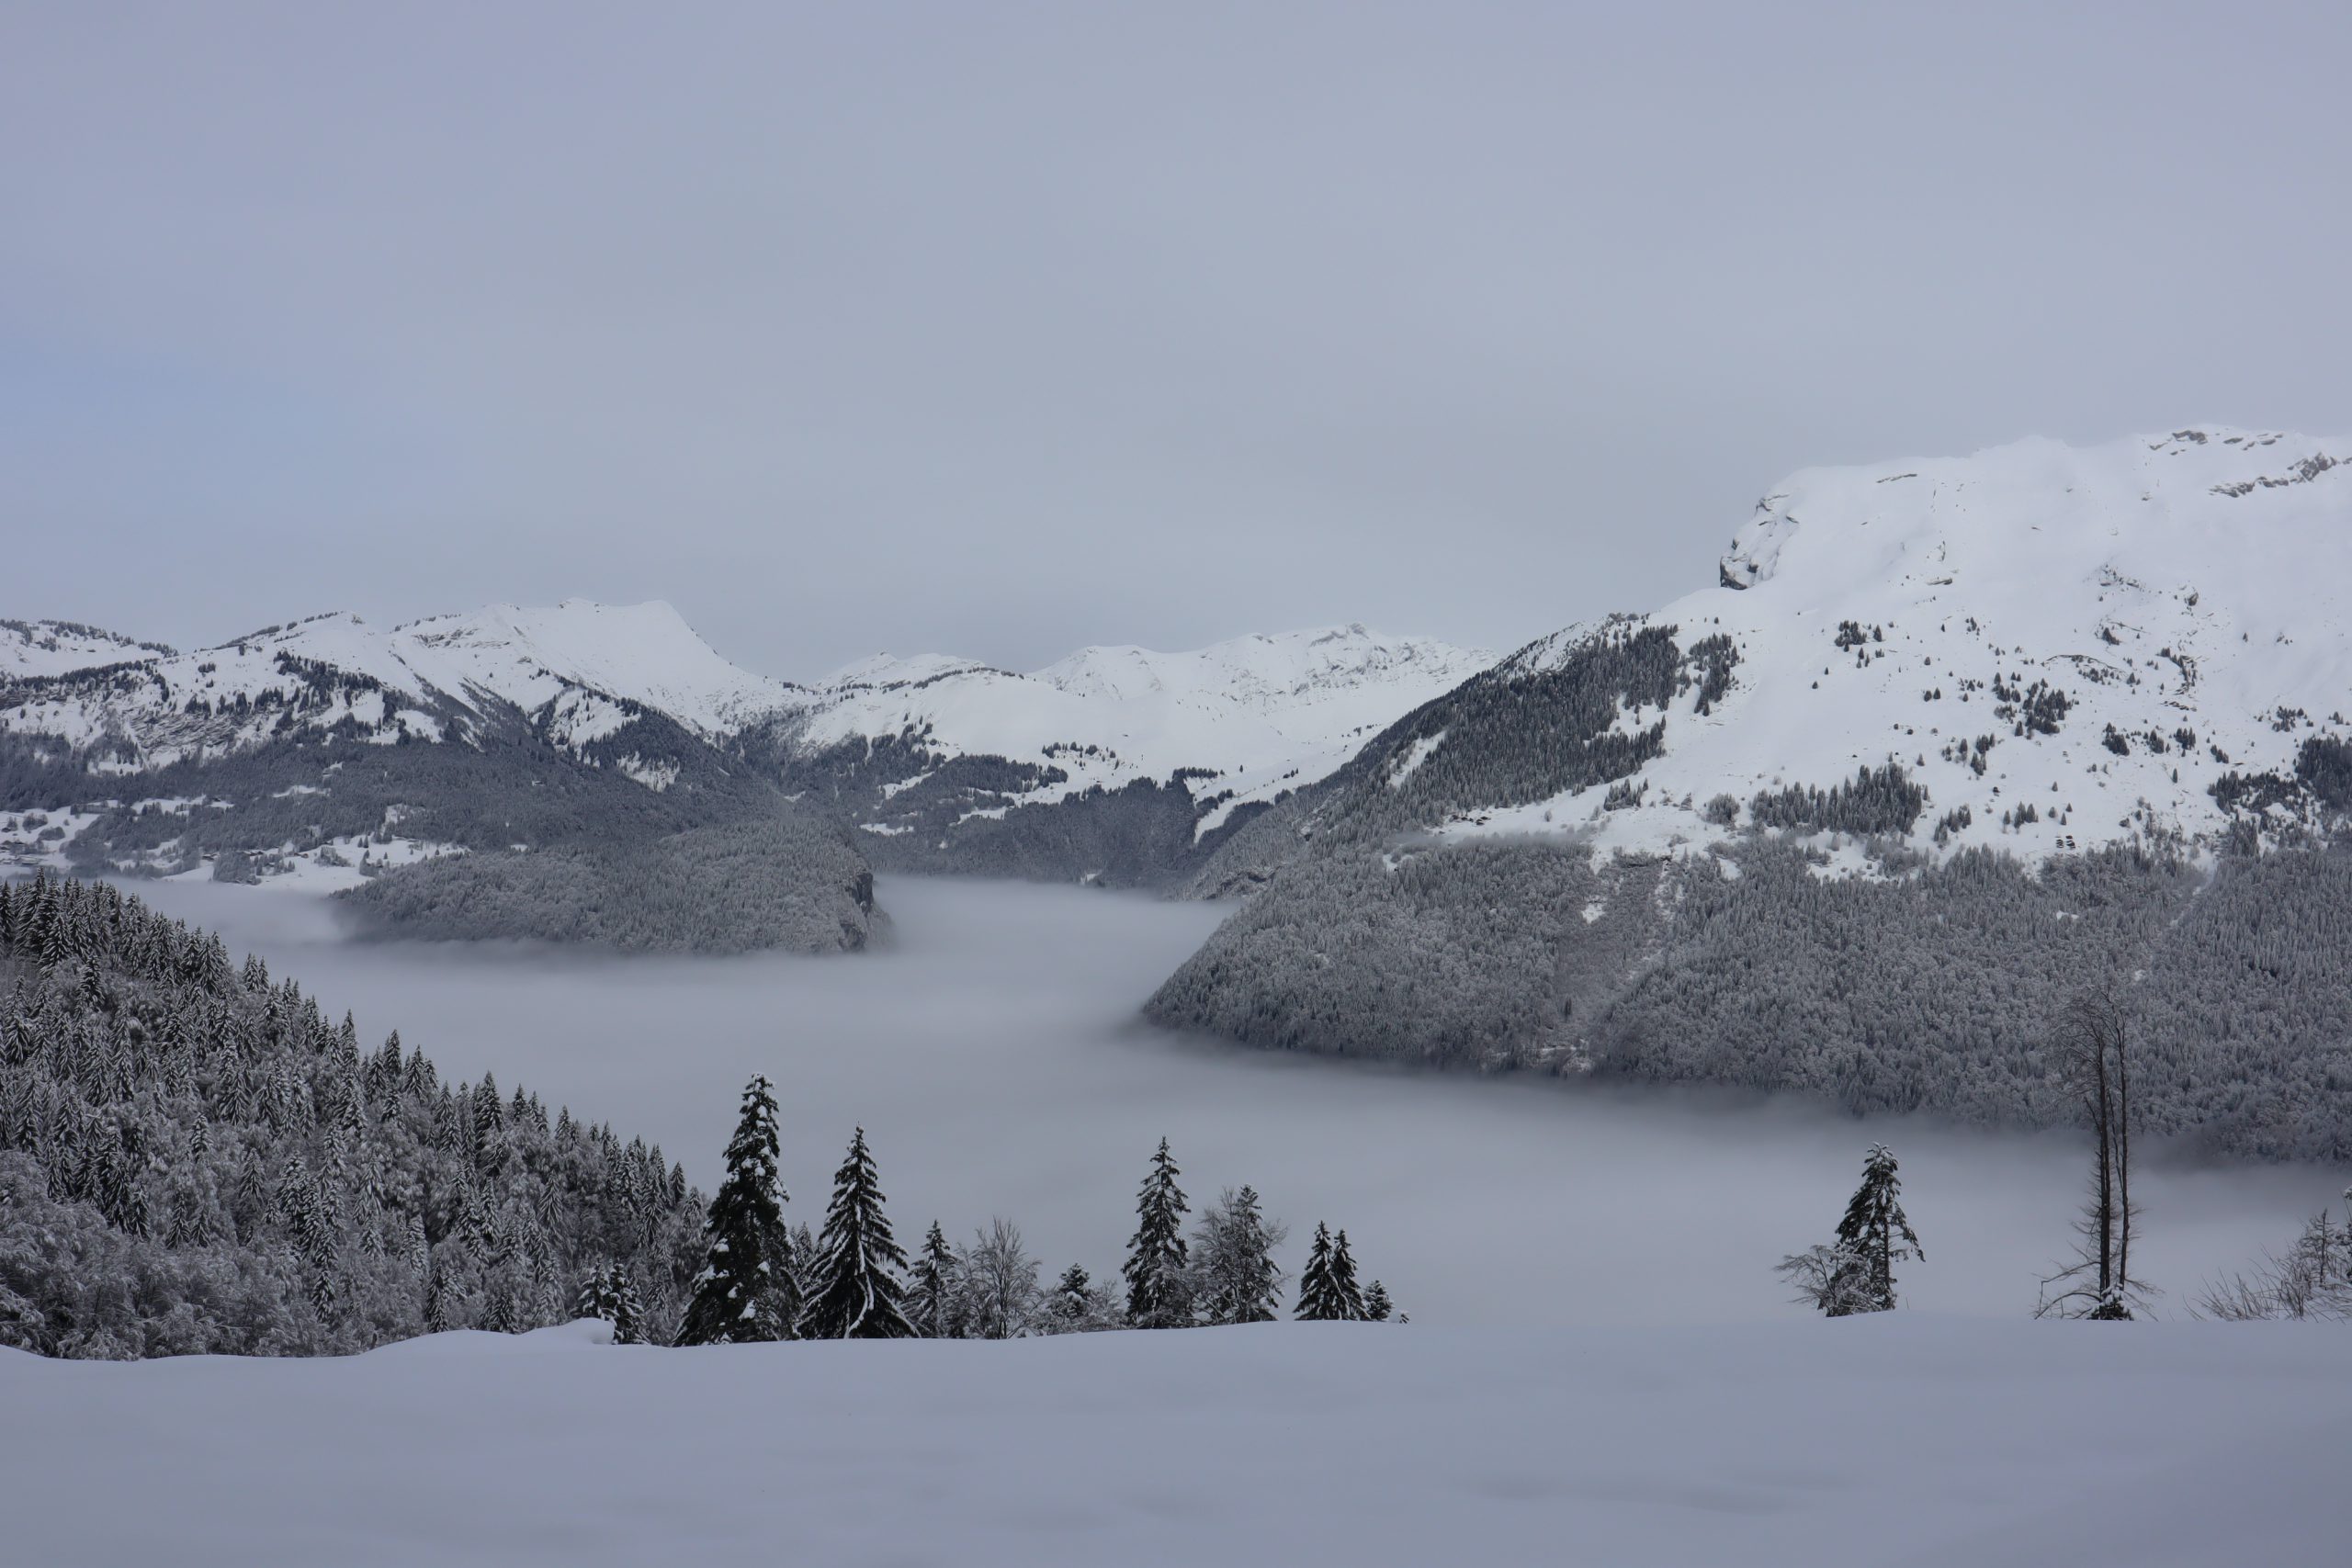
114;872;2335;1328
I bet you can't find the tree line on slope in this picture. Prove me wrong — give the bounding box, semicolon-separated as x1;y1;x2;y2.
647;1086;1396;1347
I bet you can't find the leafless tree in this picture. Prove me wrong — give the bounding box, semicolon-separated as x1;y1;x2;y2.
957;1217;1043;1339
2037;985;2156;1319
2194;1197;2352;1321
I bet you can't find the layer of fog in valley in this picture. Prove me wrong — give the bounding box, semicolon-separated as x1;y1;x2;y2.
122;874;2343;1326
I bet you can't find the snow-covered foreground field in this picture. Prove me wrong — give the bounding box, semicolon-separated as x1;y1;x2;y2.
112;874;2344;1325
4;1315;2347;1567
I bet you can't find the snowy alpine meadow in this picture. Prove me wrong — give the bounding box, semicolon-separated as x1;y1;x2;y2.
4;1316;2349;1568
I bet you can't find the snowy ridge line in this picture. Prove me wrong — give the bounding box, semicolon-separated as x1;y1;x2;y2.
1389;426;2352;869
0;603;1492;836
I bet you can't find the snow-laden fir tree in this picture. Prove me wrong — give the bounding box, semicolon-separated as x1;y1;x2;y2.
1295;1222;1367;1322
797;1127;915;1339
1828;1143;1921;1315
787;1221;821;1308
1192;1185;1287;1325
910;1220;960;1338
575;1263;645;1344
1123;1137;1192;1328
674;1076;797;1345
1051;1264;1095;1326
1362;1280;1393;1322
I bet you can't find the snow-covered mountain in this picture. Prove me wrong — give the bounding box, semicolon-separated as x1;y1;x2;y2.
1190;426;2348;886
1446;426;2349;863
2;595;1488;893
768;625;1492;854
0;618;175;681
0;599;797;777
1153;429;2352;1161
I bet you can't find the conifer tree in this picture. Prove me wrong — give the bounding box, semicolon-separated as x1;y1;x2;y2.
1052;1264;1095;1325
1193;1185;1286;1325
787;1221;821;1306
1830;1143;1921;1315
576;1264;645;1344
1295;1222;1366;1322
1363;1280;1394;1322
910;1219;960;1338
797;1128;915;1339
675;1076;797;1345
1123;1137;1192;1327
1329;1228;1366;1319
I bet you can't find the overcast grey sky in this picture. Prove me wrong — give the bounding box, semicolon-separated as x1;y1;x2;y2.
6;2;2348;677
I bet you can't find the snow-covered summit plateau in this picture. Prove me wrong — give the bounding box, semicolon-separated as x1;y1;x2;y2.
1448;427;2350;863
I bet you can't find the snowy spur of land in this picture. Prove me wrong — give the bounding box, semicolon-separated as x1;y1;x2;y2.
1437;427;2350;866
3;1317;2346;1568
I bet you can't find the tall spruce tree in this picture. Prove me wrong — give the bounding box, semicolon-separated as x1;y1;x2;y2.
1123;1137;1192;1327
1329;1228;1366;1319
1831;1144;1922;1315
674;1076;797;1345
910;1219;959;1338
1295;1222;1366;1322
797;1127;915;1339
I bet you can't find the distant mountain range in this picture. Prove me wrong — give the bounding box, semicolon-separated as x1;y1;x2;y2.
0;598;1487;911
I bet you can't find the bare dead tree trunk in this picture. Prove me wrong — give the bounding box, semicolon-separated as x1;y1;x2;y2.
2113;1000;2133;1303
2039;984;2153;1319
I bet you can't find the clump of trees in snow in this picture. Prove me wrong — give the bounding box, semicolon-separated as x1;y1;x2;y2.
632;1103;1397;1348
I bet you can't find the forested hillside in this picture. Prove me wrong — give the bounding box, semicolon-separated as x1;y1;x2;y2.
0;873;705;1357
338;814;881;953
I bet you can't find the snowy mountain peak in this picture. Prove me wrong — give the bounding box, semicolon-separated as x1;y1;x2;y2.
0;598;800;775
1721;427;2346;597
1425;426;2352;866
765;626;1496;852
1034;624;1485;710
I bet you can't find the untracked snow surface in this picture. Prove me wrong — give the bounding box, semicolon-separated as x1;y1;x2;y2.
3;1316;2346;1567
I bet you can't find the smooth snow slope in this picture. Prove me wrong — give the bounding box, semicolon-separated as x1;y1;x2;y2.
4;1317;2346;1568
1441;427;2350;863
